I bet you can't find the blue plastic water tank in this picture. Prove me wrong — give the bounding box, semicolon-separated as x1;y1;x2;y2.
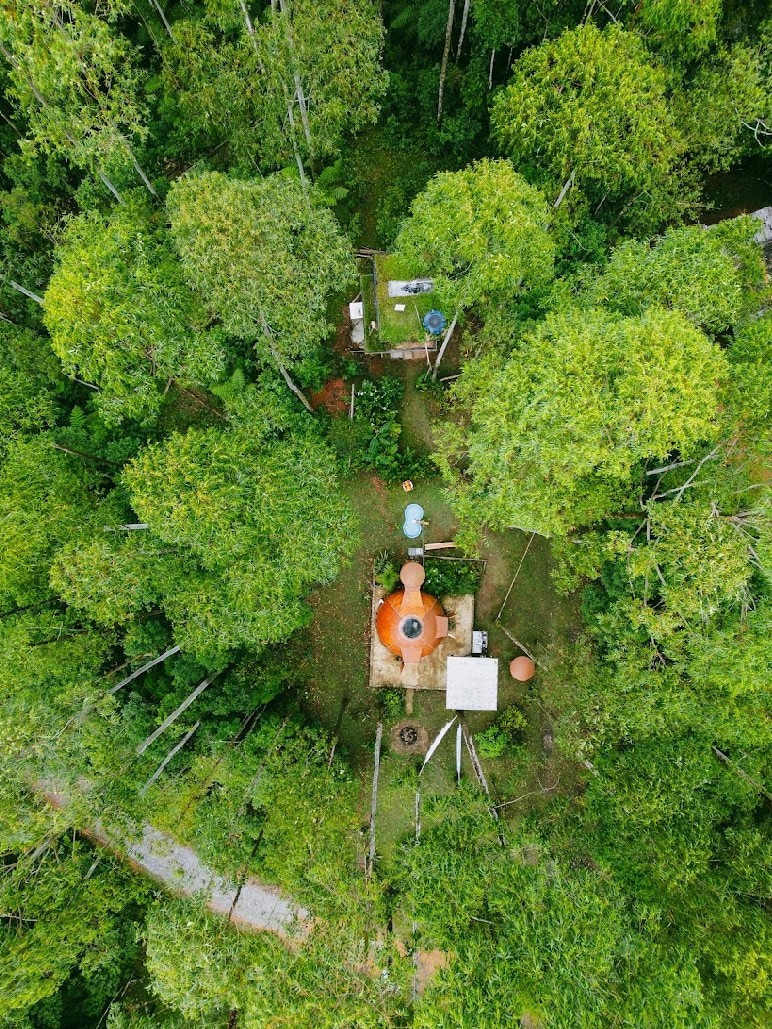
423;310;447;336
403;503;425;539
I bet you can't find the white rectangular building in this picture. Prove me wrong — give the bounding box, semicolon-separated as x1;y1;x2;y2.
446;656;499;711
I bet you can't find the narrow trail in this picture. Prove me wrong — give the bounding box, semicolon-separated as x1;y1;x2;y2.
41;787;311;939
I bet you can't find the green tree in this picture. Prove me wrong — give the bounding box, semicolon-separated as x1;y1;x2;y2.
0;322;60;440
53;415;356;659
260;0;387;173
626;0;722;61
491;22;691;233
725;312;772;436
0;434;96;608
0;0;154;200
43;202;226;425
579;221;765;334
395;158;554;317
441;306;727;537
399;791;710;1028
167;171;353;406
671;43;769;175
160;0;385;180
0;834;145;1026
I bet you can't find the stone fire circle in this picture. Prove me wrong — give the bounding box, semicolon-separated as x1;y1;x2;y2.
390;720;429;755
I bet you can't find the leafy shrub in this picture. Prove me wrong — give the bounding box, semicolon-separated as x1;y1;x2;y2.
423;560;482;597
498;705;528;744
353;377;409;481
476;706;528;758
295;345;335;392
375;562;400;593
380;688;405;722
476;723;507;758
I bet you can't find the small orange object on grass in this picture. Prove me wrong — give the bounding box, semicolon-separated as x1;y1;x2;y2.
510;656;536;681
402;479;414;492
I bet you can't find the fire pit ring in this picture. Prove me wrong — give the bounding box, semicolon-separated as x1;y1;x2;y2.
390;720;429;755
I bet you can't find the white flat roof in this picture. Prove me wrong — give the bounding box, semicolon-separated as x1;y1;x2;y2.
446;656;499;711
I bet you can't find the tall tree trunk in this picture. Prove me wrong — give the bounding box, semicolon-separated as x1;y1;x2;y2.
97;169;125;204
437;0;457;123
136;673;218;755
148;0;175;41
285;100;309;190
109;645;181;694
488;47;495;89
103;523;150;532
51;442;122;468
0;108;21;136
259;314;314;412
239;1;308;191
277;0;313;160
6;280;43;305
432;311;458;381
269;343;314;412
456;0;471;60
141;721;199;794
123;139;158;197
552;169;575;209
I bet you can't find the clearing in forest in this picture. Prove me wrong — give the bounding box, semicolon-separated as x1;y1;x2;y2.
299;361;584;870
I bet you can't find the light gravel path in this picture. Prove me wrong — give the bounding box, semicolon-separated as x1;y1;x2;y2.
41;786;310;939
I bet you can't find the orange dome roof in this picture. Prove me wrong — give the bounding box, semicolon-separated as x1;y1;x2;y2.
376;563;448;665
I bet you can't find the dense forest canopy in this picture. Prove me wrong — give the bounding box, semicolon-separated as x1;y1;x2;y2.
0;1;769;1027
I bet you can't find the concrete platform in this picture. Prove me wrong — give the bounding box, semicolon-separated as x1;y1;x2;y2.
369;587;474;690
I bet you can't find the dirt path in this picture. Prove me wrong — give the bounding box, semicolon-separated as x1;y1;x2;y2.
42;786;310;939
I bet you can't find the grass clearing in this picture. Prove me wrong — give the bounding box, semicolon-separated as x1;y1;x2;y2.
299;364;585;861
374;253;441;347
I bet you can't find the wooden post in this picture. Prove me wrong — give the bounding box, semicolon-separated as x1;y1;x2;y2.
367;722;383;876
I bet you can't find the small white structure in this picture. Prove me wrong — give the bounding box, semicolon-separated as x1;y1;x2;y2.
471;630;488;656
446;656;499;711
349;300;365;346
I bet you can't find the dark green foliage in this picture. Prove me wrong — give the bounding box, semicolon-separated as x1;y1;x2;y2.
333;375;427;481
475;704;528;757
0;0;770;1024
422;559;482;597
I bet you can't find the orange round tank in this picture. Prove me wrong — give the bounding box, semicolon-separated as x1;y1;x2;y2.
510;656;536;681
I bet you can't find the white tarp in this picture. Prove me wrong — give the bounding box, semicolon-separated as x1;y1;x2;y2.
387;279;434;297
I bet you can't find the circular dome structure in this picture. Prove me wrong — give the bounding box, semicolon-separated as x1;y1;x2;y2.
510;656;536;681
400;561;425;588
376;562;449;666
423;309;447;336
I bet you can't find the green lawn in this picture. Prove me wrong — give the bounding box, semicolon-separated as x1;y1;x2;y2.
297;364;585;866
374;253;441;347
